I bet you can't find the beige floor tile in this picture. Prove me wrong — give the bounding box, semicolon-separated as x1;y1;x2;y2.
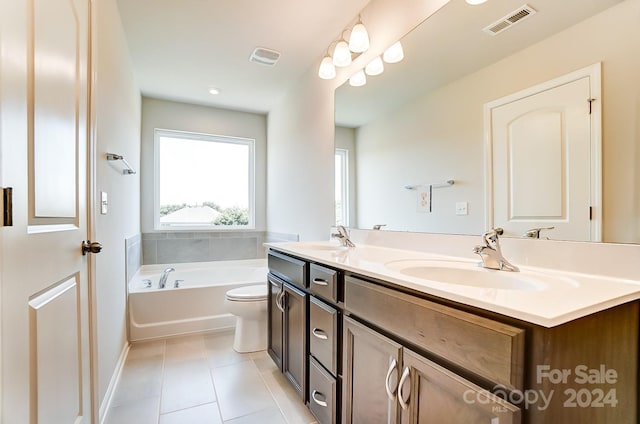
158;402;222;424
161;358;216;413
204;331;252;368
127;339;166;360
223;406;287;424
105;396;160;424
261;369;317;424
110;355;164;407
211;360;278;421
252;351;278;372
164;334;207;362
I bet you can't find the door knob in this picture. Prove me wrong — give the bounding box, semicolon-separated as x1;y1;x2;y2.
82;240;103;255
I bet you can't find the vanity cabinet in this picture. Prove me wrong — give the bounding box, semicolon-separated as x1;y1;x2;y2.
268;247;638;423
267;251;308;401
342;280;521;424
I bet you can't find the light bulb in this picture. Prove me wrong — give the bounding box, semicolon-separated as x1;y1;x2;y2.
349;70;366;87
333;41;352;67
208;87;220;95
365;56;384;76
383;41;404;64
318;56;336;80
466;0;488;4
349;23;370;53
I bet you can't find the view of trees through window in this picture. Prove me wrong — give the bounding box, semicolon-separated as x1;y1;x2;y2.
156;130;254;228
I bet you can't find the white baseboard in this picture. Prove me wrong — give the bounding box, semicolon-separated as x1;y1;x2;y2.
98;342;130;424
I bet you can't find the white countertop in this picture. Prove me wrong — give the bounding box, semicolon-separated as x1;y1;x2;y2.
265;241;640;328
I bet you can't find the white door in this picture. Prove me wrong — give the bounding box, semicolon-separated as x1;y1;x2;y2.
485;64;601;242
0;0;94;422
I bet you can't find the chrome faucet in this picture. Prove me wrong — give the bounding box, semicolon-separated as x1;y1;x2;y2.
473;228;519;272
158;267;175;288
522;226;555;239
331;225;355;247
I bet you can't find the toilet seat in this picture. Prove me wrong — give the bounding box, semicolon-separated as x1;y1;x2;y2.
225;284;267;302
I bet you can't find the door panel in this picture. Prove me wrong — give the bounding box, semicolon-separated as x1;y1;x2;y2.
0;0;92;421
283;282;307;401
343;316;402;424
268;275;284;369
487;65;601;241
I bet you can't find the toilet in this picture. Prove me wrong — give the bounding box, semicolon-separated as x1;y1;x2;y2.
224;284;268;353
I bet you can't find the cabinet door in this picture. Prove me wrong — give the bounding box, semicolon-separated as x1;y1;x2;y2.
267;274;284;370
283;282;308;401
343;316;402;424
399;349;521;424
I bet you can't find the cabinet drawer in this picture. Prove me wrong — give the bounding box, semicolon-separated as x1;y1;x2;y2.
268;250;308;289
308;356;337;424
310;263;339;303
344;276;525;390
310;297;338;375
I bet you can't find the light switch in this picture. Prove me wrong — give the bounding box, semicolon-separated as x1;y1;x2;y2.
455;201;468;216
101;191;108;215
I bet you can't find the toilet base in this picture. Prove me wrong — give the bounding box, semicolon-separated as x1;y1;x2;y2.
233;317;267;353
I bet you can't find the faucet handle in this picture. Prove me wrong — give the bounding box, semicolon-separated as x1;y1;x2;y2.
522;227;555;239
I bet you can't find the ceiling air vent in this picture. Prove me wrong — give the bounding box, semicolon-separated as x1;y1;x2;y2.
483;4;537;36
249;47;281;66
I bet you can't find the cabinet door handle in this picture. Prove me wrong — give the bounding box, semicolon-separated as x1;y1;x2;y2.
397;366;411;410
311;390;328;407
385;358;398;400
275;289;285;312
312;278;329;286
312;327;329;340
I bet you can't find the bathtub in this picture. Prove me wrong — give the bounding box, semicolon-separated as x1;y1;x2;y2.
128;259;268;341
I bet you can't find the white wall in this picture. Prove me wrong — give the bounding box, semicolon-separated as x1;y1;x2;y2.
140;97;267;233
266;0;449;240
355;0;640;242
93;0;141;412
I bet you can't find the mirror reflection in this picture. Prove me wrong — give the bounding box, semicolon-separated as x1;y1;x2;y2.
335;0;640;244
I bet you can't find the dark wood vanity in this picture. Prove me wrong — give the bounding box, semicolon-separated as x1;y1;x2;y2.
267;248;639;423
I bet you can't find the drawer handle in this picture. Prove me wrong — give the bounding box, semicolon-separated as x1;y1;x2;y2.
385;358;398;401
398;366;411;410
312;328;329;340
312;278;329;286
311;390;328;407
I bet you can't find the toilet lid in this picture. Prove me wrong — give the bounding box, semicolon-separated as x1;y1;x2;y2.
225;284;267;301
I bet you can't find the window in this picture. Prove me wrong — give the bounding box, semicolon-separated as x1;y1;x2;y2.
154;129;255;229
335;148;349;226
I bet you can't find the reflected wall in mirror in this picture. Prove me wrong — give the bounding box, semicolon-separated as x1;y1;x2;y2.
335;0;640;244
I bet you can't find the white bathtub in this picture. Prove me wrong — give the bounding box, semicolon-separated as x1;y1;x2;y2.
128;259;268;341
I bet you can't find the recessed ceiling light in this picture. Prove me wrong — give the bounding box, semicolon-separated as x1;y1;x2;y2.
208;87;220;95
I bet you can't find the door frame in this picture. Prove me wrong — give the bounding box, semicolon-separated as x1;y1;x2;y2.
483;62;602;241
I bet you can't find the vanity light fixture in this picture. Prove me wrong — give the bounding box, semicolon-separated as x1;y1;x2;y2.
348;17;370;53
383;41;404;63
332;40;352;67
349;70;367;87
365;56;384;76
318;55;337;79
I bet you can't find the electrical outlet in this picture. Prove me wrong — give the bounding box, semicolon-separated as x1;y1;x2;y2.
455;201;468;216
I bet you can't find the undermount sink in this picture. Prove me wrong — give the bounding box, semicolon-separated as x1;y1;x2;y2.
384;259;578;291
294;242;349;251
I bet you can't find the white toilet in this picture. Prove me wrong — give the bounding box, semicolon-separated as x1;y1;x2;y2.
224;284;268;353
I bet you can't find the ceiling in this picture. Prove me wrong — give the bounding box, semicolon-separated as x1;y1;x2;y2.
116;0;371;114
335;0;623;127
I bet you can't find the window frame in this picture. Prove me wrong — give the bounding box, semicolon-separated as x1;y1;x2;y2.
153;128;256;231
335;148;349;226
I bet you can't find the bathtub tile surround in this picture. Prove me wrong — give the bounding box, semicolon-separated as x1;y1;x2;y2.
125;234;143;283
142;231;265;264
104;332;317;424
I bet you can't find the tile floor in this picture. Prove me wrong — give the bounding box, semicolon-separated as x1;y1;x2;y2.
105;331;318;424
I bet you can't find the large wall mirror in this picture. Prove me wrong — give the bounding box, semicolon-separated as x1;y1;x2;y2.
335;0;640;244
